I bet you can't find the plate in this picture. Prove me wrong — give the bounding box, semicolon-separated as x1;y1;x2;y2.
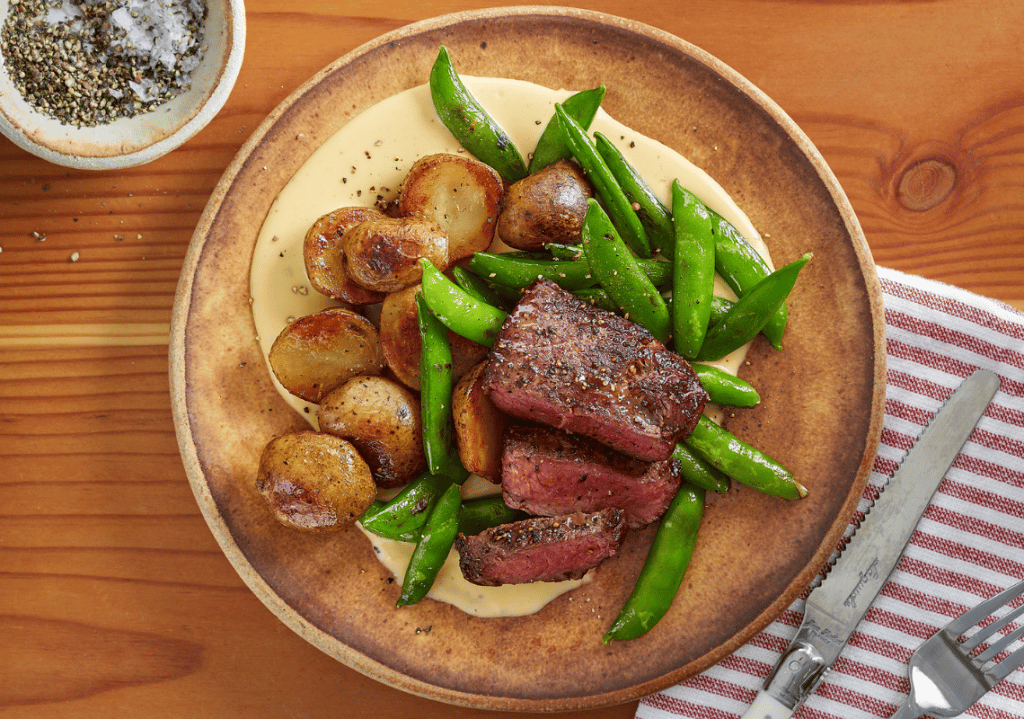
170;6;885;711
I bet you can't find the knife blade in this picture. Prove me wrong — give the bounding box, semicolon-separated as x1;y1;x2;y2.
741;368;1000;719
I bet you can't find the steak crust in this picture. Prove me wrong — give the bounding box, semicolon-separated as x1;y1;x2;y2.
482;279;708;461
501;425;681;528
454;509;626;586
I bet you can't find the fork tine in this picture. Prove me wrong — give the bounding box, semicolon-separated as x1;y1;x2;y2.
962;599;1024;652
946;579;1024;637
987;641;1024;684
976;623;1024;664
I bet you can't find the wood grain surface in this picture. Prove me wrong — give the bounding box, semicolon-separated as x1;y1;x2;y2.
1;1;1022;717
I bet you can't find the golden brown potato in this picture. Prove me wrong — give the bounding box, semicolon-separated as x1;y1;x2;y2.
268;307;385;403
255;431;375;531
398;153;504;262
452;361;511;483
303;206;386;305
342;216;448;293
379;284;490;390
318;376;426;488
496;159;593;251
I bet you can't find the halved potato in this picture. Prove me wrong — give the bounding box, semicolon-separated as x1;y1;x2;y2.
255;431;375;531
379;284;490;390
497;159;593;251
342;216;448;293
268;307;385;403
452;361;511;483
318;376;426;488
398;153;504;262
303;206;386;304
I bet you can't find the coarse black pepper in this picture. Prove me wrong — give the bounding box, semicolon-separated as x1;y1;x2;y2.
0;0;207;127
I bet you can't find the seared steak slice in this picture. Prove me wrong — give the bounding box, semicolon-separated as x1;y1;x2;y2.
455;509;626;586
482;279;708;461
502;426;681;528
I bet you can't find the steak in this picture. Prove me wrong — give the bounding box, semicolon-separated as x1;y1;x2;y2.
455;509;626;586
481;279;708;462
501;425;681;528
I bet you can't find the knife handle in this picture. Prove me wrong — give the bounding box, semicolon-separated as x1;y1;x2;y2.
740;690;794;719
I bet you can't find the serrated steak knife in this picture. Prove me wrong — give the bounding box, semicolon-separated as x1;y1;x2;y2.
741;369;1000;719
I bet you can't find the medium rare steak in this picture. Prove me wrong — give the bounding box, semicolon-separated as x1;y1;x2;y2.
482;279;708;461
455;509;626;586
501;425;681;528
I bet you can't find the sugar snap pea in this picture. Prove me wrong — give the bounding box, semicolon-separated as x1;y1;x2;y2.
544;243;584;260
457;496;527;537
595;132;675;259
468;252;599;291
360;462;470;541
529;85;606;174
396;482;462;606
451;266;508;309
695;253;811;361
429;46;528;183
708;295;735;328
671;443;729;494
711;210;787;349
671;181;716;358
420;259;508;347
416;293;457;475
691;364;760;408
603;484;705;643
582;199;671;343
556;105;652;258
684;415;806;499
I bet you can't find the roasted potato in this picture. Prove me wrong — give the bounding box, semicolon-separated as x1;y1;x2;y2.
452;361;511;482
496;159;593;251
378;284;489;390
255;431;375;531
269;307;386;403
318;375;426;488
398;153;504;262
303;206;386;305
342;216;448;293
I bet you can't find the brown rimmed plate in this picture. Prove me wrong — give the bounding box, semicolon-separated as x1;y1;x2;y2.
169;6;885;711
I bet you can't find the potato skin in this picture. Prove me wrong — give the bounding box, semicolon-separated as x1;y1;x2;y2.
342;216;448;293
378;284;489;391
255;431;376;531
318;376;426;488
303;206;386;305
497;159;593;251
398;153;504;262
269;307;386;403
452;361;511;483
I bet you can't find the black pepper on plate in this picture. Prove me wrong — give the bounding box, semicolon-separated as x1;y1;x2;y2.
0;0;208;127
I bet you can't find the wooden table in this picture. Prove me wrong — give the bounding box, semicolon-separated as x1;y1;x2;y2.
2;1;1022;716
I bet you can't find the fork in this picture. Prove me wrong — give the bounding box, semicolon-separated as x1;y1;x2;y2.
890;578;1024;718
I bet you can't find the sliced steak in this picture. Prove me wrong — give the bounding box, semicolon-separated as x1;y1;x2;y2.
501;425;681;528
482;279;708;462
455;509;626;586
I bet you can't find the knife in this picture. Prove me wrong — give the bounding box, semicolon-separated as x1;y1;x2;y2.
741;368;1000;719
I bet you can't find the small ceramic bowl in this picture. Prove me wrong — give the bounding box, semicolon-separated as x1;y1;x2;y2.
0;0;245;170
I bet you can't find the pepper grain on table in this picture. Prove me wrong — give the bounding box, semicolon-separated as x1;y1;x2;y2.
1;1;1023;717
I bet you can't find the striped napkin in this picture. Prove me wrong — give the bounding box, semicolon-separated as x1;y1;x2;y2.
637;267;1024;719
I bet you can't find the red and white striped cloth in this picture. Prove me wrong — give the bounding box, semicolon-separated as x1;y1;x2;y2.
638;267;1024;719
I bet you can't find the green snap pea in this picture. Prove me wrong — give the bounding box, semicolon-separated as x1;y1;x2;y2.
691;364;760;408
468;252;599;291
396;482;462;606
571;287;620;313
671;181;716;358
708;295;735;328
594;132;675;259
420;259;508;347
416;293;457;475
451;266;508;309
556;105;652;258
544;243;584;260
361;463;470;541
457;496;527;537
603;484;705;643
684;415;806;499
529;85;606;173
671;443;730;494
582;199;671;343
711;210;787;349
429;46;528;183
695;253;811;362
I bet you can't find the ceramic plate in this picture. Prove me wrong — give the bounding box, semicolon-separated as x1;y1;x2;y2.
170;6;885;711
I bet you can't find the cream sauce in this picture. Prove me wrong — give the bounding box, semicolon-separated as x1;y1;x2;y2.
250;77;771;618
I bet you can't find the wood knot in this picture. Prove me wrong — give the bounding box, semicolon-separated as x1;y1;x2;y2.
896;159;956;211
